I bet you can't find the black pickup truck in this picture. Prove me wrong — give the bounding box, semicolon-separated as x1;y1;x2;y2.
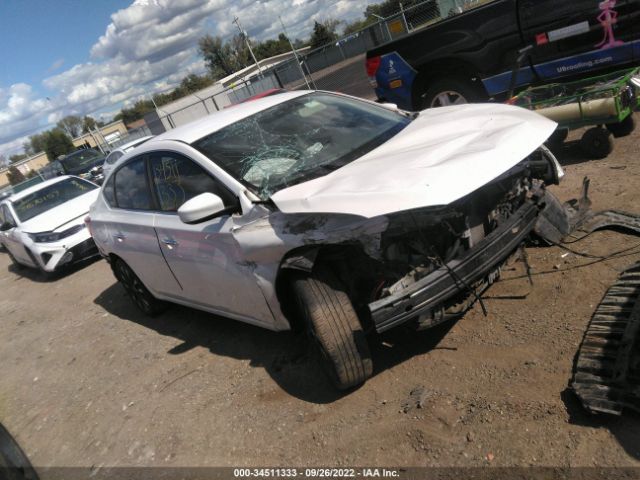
366;0;640;110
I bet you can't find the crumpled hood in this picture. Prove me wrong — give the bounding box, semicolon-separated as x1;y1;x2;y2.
20;190;99;233
271;103;557;218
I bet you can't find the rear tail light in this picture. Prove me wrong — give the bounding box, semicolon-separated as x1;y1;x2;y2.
366;56;382;87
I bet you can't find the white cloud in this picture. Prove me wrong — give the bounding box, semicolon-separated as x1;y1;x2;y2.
0;0;379;155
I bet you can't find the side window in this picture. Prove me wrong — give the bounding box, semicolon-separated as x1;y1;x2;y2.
106;151;123;165
0;205;5;224
114;156;152;210
102;174;116;207
2;205;16;226
149;152;236;212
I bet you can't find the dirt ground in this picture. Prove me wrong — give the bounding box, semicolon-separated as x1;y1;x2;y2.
1;124;639;473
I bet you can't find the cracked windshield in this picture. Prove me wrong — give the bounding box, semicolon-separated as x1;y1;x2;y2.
193;93;411;199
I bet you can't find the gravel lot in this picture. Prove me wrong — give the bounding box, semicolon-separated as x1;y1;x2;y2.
1;123;639;473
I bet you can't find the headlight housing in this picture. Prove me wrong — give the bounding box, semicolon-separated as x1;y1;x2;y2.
28;224;86;243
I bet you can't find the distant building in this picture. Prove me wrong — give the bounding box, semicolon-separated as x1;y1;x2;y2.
0;119;128;187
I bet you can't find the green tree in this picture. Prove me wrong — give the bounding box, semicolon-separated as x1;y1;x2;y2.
7;165;26;186
198;34;244;80
9;153;28;163
43;129;75;162
22;141;34;157
309;19;341;50
343;17;377;35
28;133;47;155
114;99;155;125
82;115;98;133
57;115;83;138
254;33;291;60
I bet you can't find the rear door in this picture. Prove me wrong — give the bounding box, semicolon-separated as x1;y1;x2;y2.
108;155;182;297
148;151;275;327
519;0;640;81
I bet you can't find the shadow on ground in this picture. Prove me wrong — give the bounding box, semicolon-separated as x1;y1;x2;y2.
561;388;640;461
547;140;594;167
94;281;454;404
6;256;100;283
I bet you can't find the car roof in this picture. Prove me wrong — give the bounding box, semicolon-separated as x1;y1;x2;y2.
111;135;154;154
7;175;77;203
151;90;312;145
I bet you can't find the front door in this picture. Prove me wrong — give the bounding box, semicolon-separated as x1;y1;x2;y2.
148;151;274;327
108;155;181;296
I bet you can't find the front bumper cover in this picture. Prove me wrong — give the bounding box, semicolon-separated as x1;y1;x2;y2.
369;201;539;333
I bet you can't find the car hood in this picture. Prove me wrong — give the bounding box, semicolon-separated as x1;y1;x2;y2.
270;103;557;218
19;190;99;233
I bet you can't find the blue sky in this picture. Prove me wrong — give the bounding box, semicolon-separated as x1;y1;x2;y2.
0;0;378;159
0;1;131;92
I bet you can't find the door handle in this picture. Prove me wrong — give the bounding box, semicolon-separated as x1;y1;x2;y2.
113;233;126;242
162;238;179;248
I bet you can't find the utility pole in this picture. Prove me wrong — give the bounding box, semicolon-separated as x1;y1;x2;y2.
233;16;263;77
278;16;311;89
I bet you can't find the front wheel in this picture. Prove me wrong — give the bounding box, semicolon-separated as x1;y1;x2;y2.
111;258;167;316
420;76;486;109
292;266;373;390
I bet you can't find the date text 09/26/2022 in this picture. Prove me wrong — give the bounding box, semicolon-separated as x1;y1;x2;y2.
233;468;401;478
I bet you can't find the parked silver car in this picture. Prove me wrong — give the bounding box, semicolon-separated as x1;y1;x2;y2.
88;91;566;389
102;136;153;178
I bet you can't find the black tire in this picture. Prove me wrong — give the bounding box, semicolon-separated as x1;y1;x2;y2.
580;127;614;160
292;266;373;390
111;258;167;316
546;128;569;147
0;422;39;480
606;114;636;138
420;76;486;110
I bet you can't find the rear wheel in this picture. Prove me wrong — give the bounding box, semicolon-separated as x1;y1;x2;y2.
606;114;635;138
292;266;373;390
580;127;613;160
420;76;486;109
111;258;167;316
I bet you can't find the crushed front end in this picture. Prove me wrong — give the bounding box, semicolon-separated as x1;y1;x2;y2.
353;147;565;333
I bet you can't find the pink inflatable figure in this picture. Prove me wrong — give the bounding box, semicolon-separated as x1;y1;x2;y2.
596;0;624;49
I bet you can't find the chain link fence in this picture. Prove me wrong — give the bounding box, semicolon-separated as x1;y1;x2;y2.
147;0;492;132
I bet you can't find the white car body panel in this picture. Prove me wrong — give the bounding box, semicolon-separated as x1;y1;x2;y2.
2;176;99;272
90;91;560;331
271;103;557;218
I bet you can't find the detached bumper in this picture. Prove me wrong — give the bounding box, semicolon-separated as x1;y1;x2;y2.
369;202;539;333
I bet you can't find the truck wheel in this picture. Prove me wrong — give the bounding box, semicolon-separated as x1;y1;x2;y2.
421;77;486;109
111;258;167;316
580;127;613;160
292;266;373;390
606;114;635;138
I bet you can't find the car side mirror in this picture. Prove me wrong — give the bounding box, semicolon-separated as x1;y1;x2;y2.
0;221;15;231
178;193;229;224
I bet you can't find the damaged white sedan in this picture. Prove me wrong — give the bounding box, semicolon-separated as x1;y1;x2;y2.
88;91;567;389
